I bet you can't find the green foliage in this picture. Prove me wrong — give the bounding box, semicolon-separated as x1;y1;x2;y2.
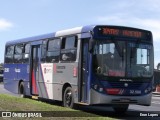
0;94;114;120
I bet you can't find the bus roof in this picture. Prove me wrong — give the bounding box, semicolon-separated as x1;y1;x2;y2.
6;25;95;46
5;25;151;46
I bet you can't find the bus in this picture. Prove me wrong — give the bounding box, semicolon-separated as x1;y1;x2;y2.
3;25;154;113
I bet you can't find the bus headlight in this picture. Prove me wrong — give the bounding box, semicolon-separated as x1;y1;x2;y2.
145;89;148;93
99;88;103;92
144;87;152;93
93;84;104;93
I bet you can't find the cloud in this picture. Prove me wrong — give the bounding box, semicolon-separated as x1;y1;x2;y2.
134;19;160;41
95;0;160;43
0;19;13;31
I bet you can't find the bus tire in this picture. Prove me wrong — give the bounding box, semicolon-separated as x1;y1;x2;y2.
63;87;74;108
112;104;129;113
19;82;26;98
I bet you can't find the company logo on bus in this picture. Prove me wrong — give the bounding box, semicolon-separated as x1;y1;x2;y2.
124;83;128;87
120;79;133;82
44;68;52;74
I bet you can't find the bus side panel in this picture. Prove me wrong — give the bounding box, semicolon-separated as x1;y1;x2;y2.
3;64;18;93
38;63;53;99
17;64;30;96
52;63;78;102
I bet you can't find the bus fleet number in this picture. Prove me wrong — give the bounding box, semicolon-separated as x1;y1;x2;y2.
130;90;141;94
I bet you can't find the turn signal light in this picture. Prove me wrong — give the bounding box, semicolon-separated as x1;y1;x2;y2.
73;67;77;77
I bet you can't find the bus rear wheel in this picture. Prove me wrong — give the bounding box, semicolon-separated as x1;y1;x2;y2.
63;87;74;108
19;82;26;98
112;104;129;113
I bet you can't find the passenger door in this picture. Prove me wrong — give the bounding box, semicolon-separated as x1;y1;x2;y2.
80;40;89;102
31;45;40;95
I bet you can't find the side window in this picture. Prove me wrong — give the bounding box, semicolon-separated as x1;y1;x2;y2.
5;45;14;63
23;43;30;63
14;44;23;63
41;40;47;62
46;38;61;63
48;39;61;51
61;36;77;62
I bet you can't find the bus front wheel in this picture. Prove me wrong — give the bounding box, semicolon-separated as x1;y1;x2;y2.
19;82;26;98
112;104;129;113
63;87;74;108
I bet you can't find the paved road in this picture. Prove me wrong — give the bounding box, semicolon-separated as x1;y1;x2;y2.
0;83;160;119
77;95;160;119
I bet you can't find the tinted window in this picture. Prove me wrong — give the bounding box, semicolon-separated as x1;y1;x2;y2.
65;36;77;49
23;43;30;63
48;39;61;51
41;40;47;62
62;36;77;49
60;36;77;62
25;44;30;53
15;44;23;54
46;51;60;62
61;49;77;62
46;38;61;63
6;46;14;55
14;44;23;63
5;46;14;63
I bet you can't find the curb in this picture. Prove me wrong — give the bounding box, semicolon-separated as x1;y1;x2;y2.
152;92;160;95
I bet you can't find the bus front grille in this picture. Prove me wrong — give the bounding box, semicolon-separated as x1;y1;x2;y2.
109;82;142;89
112;99;137;104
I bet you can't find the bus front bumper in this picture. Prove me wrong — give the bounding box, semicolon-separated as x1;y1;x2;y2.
89;89;152;106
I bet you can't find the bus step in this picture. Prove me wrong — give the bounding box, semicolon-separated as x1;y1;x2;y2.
77;102;89;105
32;96;38;99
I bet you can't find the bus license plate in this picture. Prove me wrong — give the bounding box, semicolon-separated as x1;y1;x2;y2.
120;99;130;102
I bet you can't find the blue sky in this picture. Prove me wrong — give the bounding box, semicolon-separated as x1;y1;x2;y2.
0;0;160;68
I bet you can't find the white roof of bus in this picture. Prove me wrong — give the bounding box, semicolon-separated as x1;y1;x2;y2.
55;27;83;37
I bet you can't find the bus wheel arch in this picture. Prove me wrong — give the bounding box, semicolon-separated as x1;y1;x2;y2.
18;80;26;98
62;83;75;108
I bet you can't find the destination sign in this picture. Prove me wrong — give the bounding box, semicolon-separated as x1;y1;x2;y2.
102;27;142;38
93;26;152;40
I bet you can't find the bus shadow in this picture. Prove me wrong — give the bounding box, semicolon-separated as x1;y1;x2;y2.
73;104;160;119
30;98;160;119
20;97;158;119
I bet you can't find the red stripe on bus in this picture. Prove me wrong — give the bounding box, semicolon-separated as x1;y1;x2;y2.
32;70;36;94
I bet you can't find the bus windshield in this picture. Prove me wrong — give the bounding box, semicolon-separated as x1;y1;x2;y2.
93;39;153;78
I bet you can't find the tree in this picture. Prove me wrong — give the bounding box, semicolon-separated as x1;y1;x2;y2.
0;63;3;70
157;63;160;70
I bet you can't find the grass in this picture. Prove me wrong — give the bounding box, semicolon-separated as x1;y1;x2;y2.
0;94;115;120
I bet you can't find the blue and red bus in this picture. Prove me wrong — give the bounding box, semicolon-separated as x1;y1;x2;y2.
3;25;154;112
